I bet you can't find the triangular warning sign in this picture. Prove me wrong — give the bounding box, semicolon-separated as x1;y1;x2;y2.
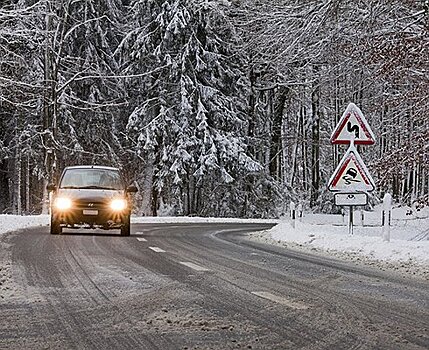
330;103;376;145
328;145;375;192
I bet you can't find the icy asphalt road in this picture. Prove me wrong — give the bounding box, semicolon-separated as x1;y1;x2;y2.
1;223;428;349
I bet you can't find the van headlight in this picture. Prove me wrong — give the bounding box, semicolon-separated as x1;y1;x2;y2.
54;197;72;210
110;199;127;211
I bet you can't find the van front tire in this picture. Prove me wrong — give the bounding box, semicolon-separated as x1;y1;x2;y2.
121;215;130;236
50;216;62;235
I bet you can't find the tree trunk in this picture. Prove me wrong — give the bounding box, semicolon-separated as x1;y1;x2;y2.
0;160;9;213
310;69;320;208
289;107;301;187
25;154;30;214
140;155;154;216
151;186;158;217
42;10;53;215
282;110;290;184
301;106;309;192
269;86;288;181
14;143;22;215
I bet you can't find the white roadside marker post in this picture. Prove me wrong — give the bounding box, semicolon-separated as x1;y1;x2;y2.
290;201;296;229
382;193;392;242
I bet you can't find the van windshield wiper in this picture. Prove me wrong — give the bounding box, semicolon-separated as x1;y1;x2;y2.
60;185;120;190
79;185;120;190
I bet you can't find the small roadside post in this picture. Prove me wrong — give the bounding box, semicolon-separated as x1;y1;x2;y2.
290;201;296;229
382;193;392;242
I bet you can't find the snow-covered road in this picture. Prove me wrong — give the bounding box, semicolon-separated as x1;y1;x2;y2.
2;222;428;349
1;204;428;279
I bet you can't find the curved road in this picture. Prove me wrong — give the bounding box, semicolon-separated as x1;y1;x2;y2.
1;223;428;349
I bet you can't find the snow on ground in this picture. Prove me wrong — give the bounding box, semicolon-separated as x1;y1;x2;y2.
131;216;279;224
1;205;428;279
0;215;50;235
250;205;429;280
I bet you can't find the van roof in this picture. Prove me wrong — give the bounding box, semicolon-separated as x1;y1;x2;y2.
64;165;120;171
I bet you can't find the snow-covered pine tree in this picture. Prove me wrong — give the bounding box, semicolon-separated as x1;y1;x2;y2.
49;0;127;169
124;0;272;217
0;1;47;213
1;0;131;213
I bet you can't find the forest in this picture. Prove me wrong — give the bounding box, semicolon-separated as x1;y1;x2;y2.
0;0;428;217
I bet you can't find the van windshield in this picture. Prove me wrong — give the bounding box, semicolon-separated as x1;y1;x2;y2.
60;168;124;190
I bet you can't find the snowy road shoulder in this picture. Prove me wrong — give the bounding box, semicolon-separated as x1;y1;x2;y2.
0;214;277;236
0;215;50;235
249;217;429;281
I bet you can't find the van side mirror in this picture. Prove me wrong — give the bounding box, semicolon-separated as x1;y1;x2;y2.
126;185;138;193
46;183;56;192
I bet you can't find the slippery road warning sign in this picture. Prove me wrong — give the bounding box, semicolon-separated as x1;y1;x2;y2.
328;145;375;192
330;103;376;145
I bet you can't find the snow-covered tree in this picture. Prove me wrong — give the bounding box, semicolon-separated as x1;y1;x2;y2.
124;0;271;216
0;0;427;215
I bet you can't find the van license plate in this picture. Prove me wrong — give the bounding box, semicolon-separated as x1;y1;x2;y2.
83;210;98;216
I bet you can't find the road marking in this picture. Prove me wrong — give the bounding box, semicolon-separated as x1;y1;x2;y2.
136;237;147;242
149;247;166;253
179;262;210;272
251;291;308;310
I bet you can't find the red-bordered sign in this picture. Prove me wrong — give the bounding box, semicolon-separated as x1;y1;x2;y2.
330;103;376;145
328;145;375;192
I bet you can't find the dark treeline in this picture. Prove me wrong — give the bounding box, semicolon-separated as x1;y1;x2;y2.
0;0;428;217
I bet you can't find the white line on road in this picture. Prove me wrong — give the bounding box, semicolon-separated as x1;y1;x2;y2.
136;238;147;242
179;262;210;272
149;247;166;253
251;291;308;310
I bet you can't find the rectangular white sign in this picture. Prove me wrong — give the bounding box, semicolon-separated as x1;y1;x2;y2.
334;193;368;206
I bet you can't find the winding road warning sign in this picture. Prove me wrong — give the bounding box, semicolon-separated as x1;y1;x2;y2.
328;145;375;192
330;103;376;145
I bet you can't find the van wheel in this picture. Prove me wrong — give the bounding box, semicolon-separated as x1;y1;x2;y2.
50;216;62;235
121;216;130;236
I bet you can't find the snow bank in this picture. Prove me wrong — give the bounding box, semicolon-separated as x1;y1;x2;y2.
268;221;429;264
251;205;429;279
132;216;279;224
0;215;50;235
